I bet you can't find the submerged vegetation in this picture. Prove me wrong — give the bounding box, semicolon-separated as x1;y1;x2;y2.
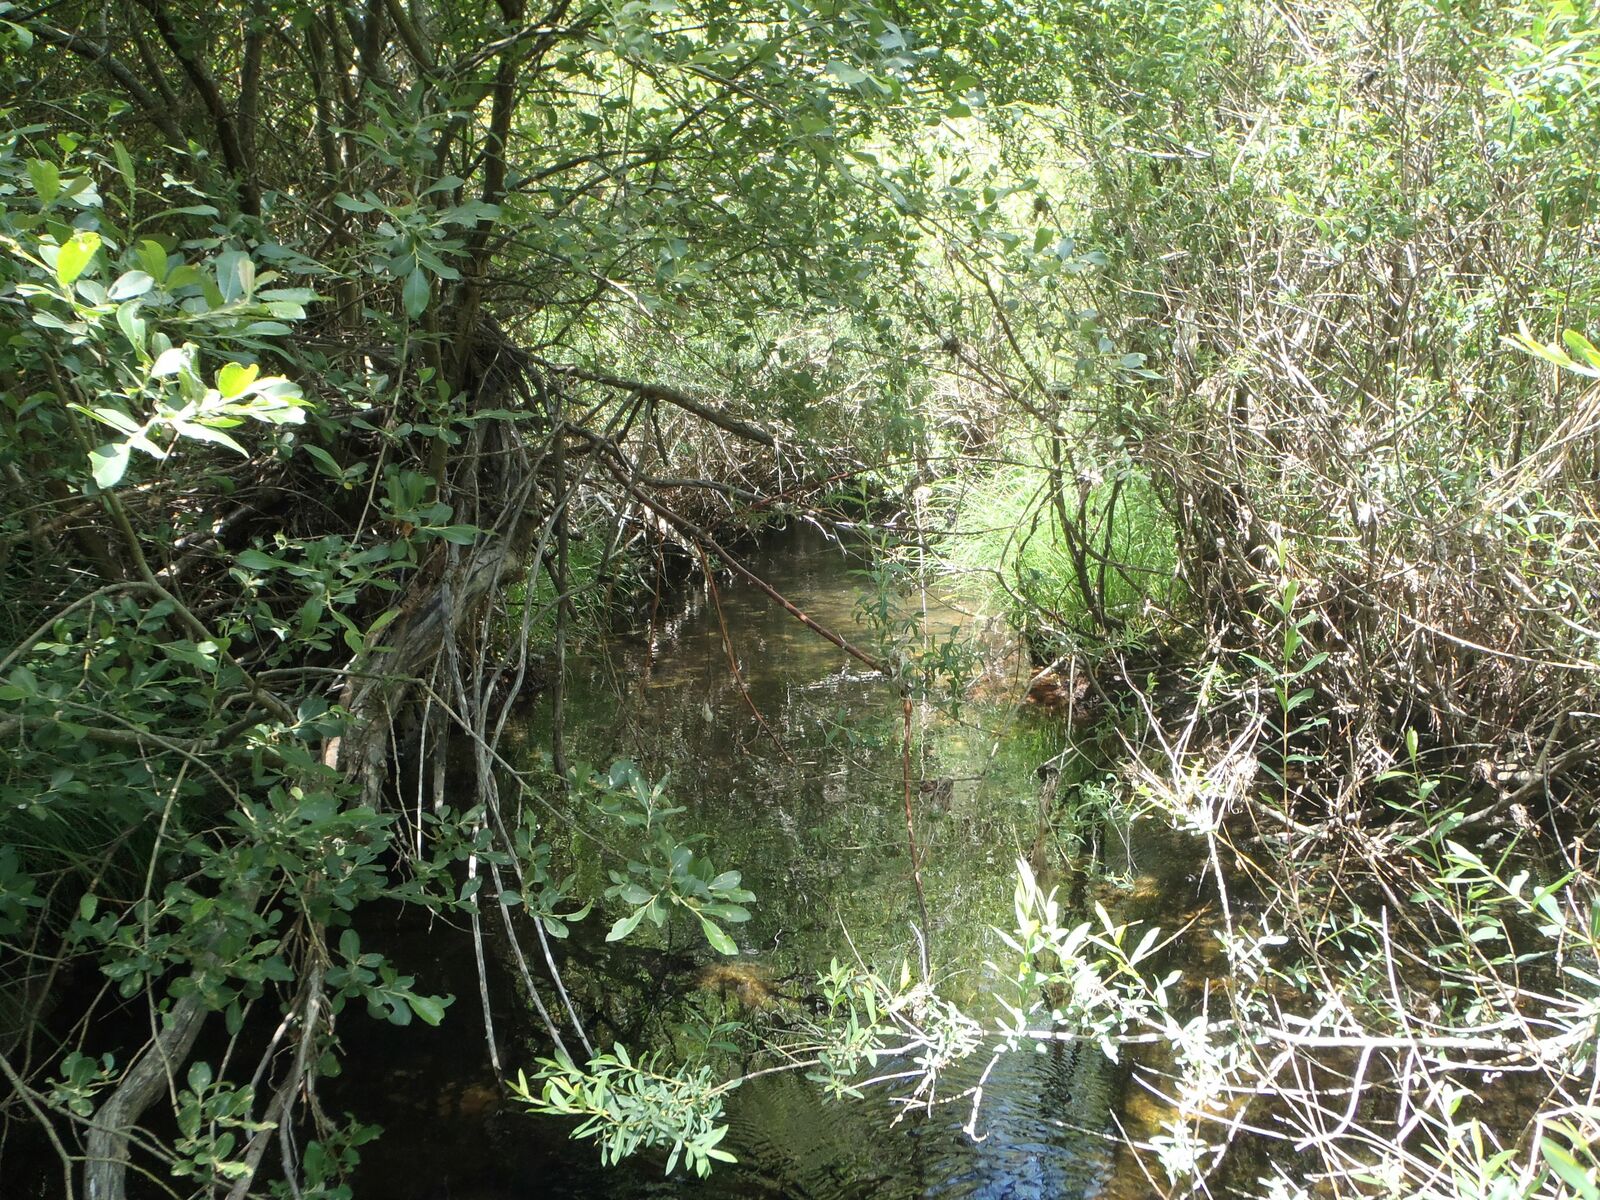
2;0;1600;1195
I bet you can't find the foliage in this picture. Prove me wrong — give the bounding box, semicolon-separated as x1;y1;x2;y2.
512;1047;736;1178
582;760;756;955
4;0;1600;1192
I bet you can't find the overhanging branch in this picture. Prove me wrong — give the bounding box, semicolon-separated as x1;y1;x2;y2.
549;364;777;447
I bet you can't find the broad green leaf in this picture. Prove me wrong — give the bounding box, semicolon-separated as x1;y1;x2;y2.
698;916;737;955
235;548;286;571
188;1061;213;1093
108;271;154;301
151;346;190;377
258;287;319;303
606;907;647;942
136;240;170;283
406;993;449;1026
217;250;254;303
89;442;131;488
27;158;60;205
417;524;479;544
301;445;345;477
173;420;247;455
217;362;260;399
402;267;429;318
78;406;140;434
116;302;147;353
56;231;101;287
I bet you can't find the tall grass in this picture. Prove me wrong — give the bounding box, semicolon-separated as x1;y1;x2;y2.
928;455;1180;644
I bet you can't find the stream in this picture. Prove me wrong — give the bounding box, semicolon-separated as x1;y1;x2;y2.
340;529;1197;1199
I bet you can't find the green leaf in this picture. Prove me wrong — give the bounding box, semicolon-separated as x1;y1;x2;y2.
698;916;737;955
217;250;254;303
827;61;867;85
1541;1138;1600;1200
1563;330;1600;373
56;231;101;287
113;142;136;196
301;445;346;478
89;442;131;488
235;548;285;571
116;302;147;353
81;406;140;434
188;1061;213;1093
605;907;647;942
406;993;450;1026
108;271;154;301
417;524;479;544
367;607;401;637
151;346;190;377
27;158;60;205
136;239;170;283
217;362;260;399
402;267;430;318
173;420;247;455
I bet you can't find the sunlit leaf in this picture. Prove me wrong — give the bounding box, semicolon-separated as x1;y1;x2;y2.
217;361;260;399
56;231;101;287
108;271;154;301
89;442;131;488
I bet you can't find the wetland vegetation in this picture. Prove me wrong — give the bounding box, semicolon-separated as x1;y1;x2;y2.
3;0;1600;1196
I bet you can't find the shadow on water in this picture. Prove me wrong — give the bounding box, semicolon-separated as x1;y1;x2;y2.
339;527;1179;1199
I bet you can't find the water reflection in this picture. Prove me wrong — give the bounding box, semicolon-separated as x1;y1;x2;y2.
346;528;1127;1199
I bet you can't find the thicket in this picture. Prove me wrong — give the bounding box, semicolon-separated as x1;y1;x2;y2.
2;0;1599;1196
0;0;991;1192
907;2;1600;1195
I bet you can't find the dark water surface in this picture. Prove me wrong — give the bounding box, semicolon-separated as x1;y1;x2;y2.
342;530;1169;1199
